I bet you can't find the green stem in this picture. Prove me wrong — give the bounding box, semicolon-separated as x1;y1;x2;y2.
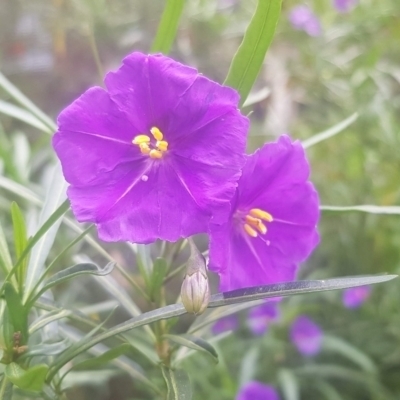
87;23;103;81
0;376;12;400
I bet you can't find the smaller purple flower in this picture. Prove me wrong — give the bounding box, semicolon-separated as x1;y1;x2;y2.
343;285;371;309
288;5;321;37
212;315;239;335
209;135;319;291
237;381;280;400
290;315;323;357
333;0;358;13
247;302;280;336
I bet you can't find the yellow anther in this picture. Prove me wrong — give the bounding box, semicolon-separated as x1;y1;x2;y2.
249;208;273;222
156;140;169;152
245;215;267;234
149;149;163;159
244;223;258;238
132;134;151;145
139;143;151;154
150;127;163;141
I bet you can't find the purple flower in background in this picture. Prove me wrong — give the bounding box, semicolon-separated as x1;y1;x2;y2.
212;315;239;335
333;0;358;13
290;315;323;357
288;5;322;37
237;381;280;400
209;135;320;291
53;52;248;243
247;302;280;336
343;285;371;309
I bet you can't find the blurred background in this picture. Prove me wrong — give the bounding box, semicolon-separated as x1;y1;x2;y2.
0;0;400;399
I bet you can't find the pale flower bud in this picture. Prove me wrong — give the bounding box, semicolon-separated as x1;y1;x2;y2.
180;239;210;315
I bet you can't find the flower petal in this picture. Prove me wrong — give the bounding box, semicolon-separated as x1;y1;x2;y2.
54;87;142;186
237;381;280;400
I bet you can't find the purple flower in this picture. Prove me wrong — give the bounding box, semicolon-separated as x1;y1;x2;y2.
333;0;358;13
53;52;248;243
290;315;323;357
343;285;371;309
209;135;319;291
247;302;280;336
237;381;280;400
212;315;239;335
288;5;322;37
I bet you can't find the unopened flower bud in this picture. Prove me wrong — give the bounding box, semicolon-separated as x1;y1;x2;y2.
181;239;210;315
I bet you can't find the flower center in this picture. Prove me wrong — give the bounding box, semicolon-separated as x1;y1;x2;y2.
242;208;273;238
132;127;169;159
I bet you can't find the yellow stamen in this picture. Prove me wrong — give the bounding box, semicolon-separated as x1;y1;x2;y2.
132;134;151;145
245;215;267;234
249;208;273;222
150;127;163;141
244;223;258;238
149;149;163;159
139;143;151;154
156;140;168;152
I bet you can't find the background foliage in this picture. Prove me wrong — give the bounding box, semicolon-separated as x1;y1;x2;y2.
0;0;399;399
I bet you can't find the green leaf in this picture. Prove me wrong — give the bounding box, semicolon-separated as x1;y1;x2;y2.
29;309;72;335
11;202;29;290
224;0;282;106
0;376;13;400
0;200;70;298
161;367;192;400
321;205;400;214
24;164;68;302
71;343;132;371
238;347;259;387
0;100;52;133
0;71;56;132
164;334;218;364
20;339;70;359
302;112;359;149
323;335;377;373
278;369;300;400
149;257;168;301
151;0;185;54
0;222;13;277
46;274;396;382
5;363;48;392
314;381;345;400
3;282;29;344
31;262;115;304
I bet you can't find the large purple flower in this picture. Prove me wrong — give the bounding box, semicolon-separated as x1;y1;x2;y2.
290;315;323;357
288;5;322;37
209;135;319;291
53;52;248;243
343;285;371;309
237;381;280;400
247;302;280;336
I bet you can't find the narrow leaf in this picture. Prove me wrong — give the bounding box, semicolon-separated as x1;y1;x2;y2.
0;377;13;400
224;0;282;106
20;339;70;359
71;343;132;371
46;274;396;381
323;335;377;373
3;282;29;344
151;0;185;54
321;205;400;214
5;363;48;392
164;334;218;364
278;369;300;400
33;262;115;302
0;71;56;132
11;202;29;289
0;222;13;277
161;367;192;400
24;164;68;301
0;100;51;133
302;112;359;149
149;257;168;301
